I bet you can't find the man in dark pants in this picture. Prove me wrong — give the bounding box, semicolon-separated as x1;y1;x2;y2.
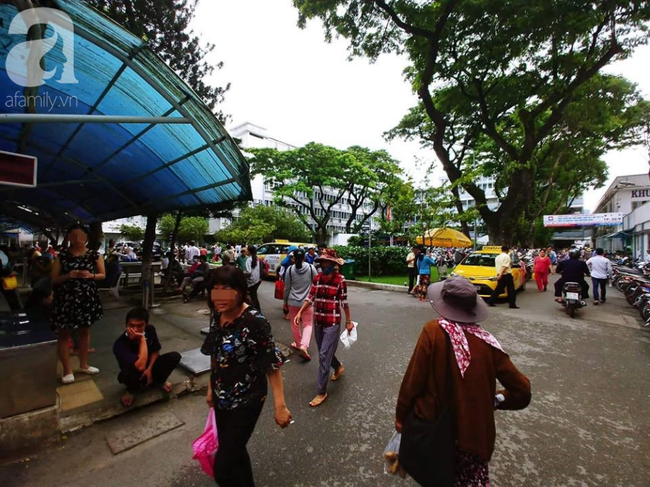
487;246;519;309
554;248;590;302
113;307;181;407
586;247;612;305
406;246;420;295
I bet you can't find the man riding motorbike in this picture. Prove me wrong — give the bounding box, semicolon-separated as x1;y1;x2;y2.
554;248;591;303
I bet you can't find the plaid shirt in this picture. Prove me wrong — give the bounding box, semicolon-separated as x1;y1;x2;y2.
306;271;348;327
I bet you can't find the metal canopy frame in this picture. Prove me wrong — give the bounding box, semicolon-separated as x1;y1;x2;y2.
0;0;251;231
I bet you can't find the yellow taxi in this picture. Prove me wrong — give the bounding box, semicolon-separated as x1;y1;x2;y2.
450;246;527;298
256;240;313;277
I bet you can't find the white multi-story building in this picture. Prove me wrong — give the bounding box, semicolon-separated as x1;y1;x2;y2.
593;173;650;255
101;215;162;244
212;123;381;244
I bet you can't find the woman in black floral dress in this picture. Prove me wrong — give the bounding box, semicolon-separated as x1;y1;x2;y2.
201;266;292;487
51;224;105;384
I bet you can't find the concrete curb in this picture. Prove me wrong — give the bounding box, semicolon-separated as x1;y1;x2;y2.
60;373;211;434
59;344;294;434
346;280;408;292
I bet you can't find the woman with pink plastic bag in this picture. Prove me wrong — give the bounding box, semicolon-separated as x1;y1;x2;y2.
199;266;292;486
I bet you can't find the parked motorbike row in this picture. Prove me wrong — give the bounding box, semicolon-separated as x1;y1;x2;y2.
611;260;650;327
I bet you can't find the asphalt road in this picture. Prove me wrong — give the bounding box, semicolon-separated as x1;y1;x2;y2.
2;277;649;487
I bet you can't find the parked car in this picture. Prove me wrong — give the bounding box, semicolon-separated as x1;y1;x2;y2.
451;246;527;298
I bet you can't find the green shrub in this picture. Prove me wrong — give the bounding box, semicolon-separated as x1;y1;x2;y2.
332;245;409;276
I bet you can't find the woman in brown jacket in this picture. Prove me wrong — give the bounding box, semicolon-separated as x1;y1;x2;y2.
396;277;531;486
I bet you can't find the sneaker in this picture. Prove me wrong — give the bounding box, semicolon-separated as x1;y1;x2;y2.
600;299;606;304
593;301;599;305
78;366;100;375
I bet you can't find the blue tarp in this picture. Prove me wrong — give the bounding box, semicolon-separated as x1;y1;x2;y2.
0;0;251;228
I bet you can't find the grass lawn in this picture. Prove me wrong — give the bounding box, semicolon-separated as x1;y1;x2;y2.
356;275;409;286
355;270;451;286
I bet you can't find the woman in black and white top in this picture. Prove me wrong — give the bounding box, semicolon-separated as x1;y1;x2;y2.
245;245;262;312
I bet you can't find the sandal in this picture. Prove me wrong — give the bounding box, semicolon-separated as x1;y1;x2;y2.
290;342;300;350
121;392;135;407
160;381;173;393
298;348;312;361
331;364;345;381
309;393;328;407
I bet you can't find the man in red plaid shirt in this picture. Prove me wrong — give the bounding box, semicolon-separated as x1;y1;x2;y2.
295;248;353;407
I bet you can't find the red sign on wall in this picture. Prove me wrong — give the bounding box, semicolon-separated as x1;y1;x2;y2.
0;150;37;187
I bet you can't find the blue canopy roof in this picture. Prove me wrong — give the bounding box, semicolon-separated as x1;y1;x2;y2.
0;0;251;228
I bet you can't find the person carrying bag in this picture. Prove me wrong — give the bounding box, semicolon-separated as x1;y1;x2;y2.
395;277;532;487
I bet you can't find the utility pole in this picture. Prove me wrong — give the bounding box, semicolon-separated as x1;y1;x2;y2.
362;219;371;281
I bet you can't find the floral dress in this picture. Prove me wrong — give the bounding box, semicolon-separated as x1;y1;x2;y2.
201;307;283;410
50;250;103;330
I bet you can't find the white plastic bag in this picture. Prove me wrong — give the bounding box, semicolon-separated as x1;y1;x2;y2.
339;321;358;349
383;430;403;476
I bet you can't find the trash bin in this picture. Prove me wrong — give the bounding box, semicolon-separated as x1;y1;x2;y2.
340;259;356;280
0;311;57;418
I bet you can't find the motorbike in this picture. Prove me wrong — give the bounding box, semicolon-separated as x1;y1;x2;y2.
560;282;586;318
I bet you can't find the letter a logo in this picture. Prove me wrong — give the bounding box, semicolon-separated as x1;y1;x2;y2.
6;8;78;87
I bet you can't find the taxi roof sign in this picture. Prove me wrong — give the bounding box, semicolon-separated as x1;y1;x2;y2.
481;246;503;251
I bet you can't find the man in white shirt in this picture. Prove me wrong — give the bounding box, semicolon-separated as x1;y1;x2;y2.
587;248;612;305
487;246;519;309
406;246;419;295
186;241;200;262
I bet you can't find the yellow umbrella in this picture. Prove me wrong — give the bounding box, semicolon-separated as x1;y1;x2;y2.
415;228;473;248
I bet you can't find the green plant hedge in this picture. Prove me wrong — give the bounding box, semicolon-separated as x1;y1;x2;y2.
332;245;410;276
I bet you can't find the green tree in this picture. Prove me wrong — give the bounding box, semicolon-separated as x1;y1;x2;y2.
295;0;650;244
214;205;311;244
119;223;144;241
86;0;230;121
343;146;402;232
378;178;418;235
160;214;208;243
249;143;402;245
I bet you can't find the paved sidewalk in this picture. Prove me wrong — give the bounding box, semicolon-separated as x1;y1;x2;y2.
2;277;648;487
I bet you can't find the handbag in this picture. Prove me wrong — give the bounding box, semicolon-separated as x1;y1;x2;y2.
2;275;18;291
399;335;456;487
192;408;219;477
274;278;285;300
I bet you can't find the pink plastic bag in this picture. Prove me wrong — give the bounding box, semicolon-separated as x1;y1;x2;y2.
192;408;219;477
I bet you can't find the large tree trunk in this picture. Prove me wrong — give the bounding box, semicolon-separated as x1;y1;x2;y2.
140;213;158;308
163;211;183;291
315;226;328;247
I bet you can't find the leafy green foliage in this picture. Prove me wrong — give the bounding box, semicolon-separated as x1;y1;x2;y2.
295;0;650;244
86;0;230;121
249;143;402;245
333;245;410;276
159;214;208;244
119;224;144;241
214;205;311;245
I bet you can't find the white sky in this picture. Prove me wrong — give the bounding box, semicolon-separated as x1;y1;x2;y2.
194;0;649;212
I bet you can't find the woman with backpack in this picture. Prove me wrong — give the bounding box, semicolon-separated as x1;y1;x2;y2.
283;249;317;361
396;277;531;485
